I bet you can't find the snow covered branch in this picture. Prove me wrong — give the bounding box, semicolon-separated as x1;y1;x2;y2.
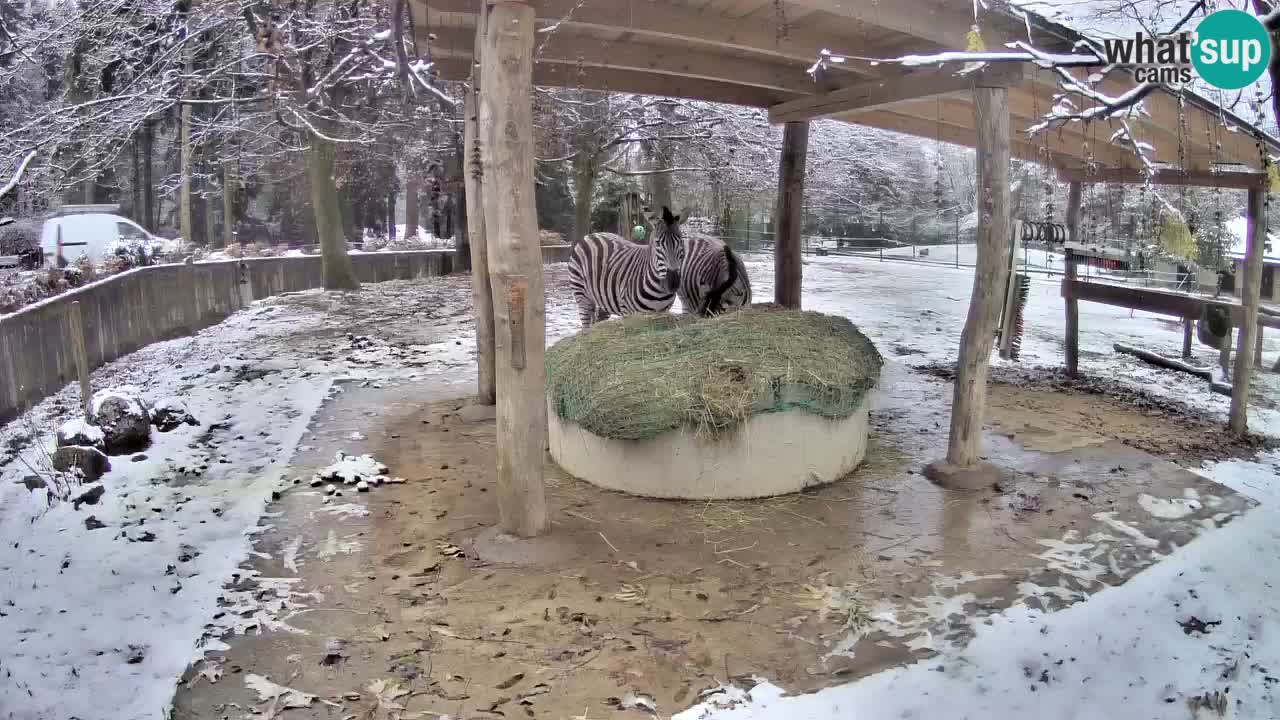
0;150;36;200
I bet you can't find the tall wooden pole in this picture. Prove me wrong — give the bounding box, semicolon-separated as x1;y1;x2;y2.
480;0;547;537
1063;181;1082;377
926;86;1011;488
1230;187;1266;434
465;3;496;405
773;121;809;309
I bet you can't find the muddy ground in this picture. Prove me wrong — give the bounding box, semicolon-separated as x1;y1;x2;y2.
917;362;1279;467
173;373;1253;720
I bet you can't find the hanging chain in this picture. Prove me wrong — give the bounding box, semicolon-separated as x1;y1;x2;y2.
935;98;944;212
773;0;790;42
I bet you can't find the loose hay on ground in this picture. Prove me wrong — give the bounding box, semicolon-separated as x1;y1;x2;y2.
546;306;883;441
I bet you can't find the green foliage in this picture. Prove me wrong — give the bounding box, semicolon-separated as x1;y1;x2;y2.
1159;216;1196;260
589;176;637;235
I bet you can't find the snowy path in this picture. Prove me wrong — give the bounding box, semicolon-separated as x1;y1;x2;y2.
1;257;1278;719
0;273;579;720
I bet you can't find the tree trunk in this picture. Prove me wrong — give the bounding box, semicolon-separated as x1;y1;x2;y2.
387;190;397;241
773;121;808;309
1064;181;1081;376
465;78;496;404
142;121;155;232
307;135;360;291
404;174;419;240
179;98;194;244
1230;187;1266;433
646;145;673;212
942;86;1012;470
222;160;235;249
451;134;470;270
480;0;547;537
572;154;595;243
131;136;143;224
203;164;215;248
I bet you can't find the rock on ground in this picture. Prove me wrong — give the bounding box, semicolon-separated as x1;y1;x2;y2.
52;446;111;483
152;397;198;432
91;388;152;454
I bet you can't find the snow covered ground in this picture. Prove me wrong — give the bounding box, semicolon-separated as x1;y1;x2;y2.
1;256;1278;719
679;255;1280;720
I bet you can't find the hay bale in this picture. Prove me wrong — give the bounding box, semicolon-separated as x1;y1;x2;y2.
546;306;882;441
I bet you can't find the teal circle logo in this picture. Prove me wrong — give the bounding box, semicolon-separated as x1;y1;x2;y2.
1193;9;1271;90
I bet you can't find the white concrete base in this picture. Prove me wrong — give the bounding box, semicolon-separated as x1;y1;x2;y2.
547;398;871;500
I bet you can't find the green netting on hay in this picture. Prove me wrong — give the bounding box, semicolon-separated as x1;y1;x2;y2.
546;305;883;441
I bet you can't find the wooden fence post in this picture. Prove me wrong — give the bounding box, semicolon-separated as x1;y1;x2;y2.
465;3;496;405
773;120;808;309
68;301;91;422
925;85;1010;488
1064;181;1081;376
1230;186;1266;434
480;0;548;537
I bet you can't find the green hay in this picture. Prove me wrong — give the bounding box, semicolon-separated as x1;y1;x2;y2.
546;305;883;441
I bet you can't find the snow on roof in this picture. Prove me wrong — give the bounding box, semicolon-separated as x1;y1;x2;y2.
1225;217;1280;263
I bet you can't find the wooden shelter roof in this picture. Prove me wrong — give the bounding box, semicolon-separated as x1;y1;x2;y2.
414;0;1280;173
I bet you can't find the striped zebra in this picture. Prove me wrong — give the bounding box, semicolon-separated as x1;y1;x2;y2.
679;235;751;316
568;206;688;328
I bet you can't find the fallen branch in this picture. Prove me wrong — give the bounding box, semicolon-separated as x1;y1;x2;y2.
1114;342;1212;380
1113;342;1233;397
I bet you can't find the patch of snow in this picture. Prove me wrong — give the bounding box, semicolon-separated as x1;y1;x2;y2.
57;418;103;444
675;505;1280;720
316;530;362;560
282;536;302;573
1137;493;1203;520
89;386;147;418
1092;511;1162;549
311;451;387;485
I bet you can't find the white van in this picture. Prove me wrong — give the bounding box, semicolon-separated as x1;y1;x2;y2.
40;213;177;268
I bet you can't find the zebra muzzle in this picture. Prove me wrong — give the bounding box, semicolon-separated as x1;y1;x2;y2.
665;270;680;291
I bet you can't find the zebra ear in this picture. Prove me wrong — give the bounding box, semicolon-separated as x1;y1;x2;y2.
641;205;660;229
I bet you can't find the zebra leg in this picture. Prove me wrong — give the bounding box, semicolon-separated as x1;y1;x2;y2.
575;294;599;329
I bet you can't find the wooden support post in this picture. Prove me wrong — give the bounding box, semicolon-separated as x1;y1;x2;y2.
1255;324;1264;365
68;301;91;422
1064;181;1082;377
464;4;496;405
773;120;808;309
480;0;548;537
1230;187;1266;434
1182;318;1194;359
925;86;1011;489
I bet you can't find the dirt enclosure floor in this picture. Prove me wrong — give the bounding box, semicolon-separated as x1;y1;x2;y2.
172;374;1254;719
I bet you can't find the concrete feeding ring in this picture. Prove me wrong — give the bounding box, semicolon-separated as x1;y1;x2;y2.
548;395;872;500
544;307;883;500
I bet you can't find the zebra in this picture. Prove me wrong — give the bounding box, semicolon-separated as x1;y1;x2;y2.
678;234;751;316
568;206;688;328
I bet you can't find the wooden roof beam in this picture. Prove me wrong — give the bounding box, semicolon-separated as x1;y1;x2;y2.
851;107;1138;168
420;0;878;76
431;57;795;107
430;27;819;94
782;0;970;48
769;64;1025;124
1056;166;1267;189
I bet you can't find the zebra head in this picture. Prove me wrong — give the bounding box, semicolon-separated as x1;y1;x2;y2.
644;205;688;292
